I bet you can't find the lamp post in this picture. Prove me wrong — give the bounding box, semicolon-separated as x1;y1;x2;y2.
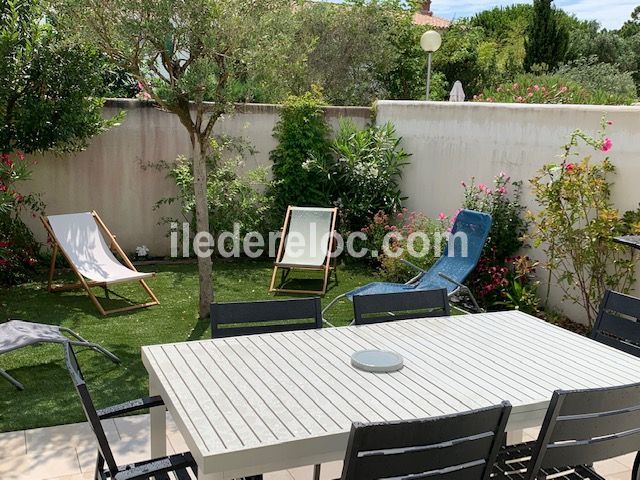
420;30;442;101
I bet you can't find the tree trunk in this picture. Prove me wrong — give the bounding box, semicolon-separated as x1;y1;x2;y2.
193;135;214;318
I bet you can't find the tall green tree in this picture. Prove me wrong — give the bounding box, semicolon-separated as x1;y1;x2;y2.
524;0;569;71
57;0;303;318
0;0;115;155
1;0;116;284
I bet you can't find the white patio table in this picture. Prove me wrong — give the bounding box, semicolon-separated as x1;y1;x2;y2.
142;310;640;480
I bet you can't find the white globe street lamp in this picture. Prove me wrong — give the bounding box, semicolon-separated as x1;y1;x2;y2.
420;30;442;101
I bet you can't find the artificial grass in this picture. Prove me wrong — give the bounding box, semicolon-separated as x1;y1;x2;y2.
0;259;375;433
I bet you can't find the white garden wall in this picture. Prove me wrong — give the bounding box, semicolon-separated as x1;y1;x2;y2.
21;99;370;255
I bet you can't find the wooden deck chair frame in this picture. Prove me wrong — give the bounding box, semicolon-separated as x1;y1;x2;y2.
270;206;338;296
41;211;159;316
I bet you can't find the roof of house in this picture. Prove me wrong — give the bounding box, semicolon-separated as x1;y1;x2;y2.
413;1;451;28
412;11;451;28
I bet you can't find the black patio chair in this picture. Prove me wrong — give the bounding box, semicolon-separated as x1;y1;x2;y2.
63;343;197;480
493;382;640;479
211;297;322;480
337;401;511;480
352;288;450;326
211;297;322;338
591;290;640;357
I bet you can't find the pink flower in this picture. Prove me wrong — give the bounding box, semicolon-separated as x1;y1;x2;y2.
498;186;507;195
607;120;614;125
17;151;25;161
565;163;575;172
478;183;487;192
601;137;613;152
438;212;447;220
533;85;540;92
461;181;467;188
0;183;6;192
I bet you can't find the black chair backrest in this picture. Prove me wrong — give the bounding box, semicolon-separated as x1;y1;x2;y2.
353;288;450;325
591;290;640;357
340;402;511;480
211;297;322;338
526;382;640;479
63;343;119;475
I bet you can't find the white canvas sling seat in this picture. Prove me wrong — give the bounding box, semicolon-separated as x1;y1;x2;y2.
0;319;119;390
47;212;152;285
42;211;159;316
270;206;338;295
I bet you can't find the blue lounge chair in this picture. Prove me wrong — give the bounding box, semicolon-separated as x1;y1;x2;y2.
322;209;492;324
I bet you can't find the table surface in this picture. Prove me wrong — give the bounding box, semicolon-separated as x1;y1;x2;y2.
142;311;640;479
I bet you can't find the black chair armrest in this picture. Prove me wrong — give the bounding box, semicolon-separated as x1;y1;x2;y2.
97;395;165;419
113;452;196;480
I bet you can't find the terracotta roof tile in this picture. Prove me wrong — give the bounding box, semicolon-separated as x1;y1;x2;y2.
412;12;451;28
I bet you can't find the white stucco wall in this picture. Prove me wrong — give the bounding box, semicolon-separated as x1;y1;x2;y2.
21;100;371;256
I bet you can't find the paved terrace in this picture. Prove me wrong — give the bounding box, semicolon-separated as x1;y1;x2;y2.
0;413;634;480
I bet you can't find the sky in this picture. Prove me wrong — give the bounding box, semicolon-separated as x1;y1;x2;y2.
431;1;637;30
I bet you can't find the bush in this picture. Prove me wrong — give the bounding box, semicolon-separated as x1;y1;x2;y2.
461;173;527;261
0;152;44;285
556;57;637;103
360;210;448;282
460;172;529;311
269;88;333;217
304;119;410;232
155;137;277;252
474;73;636;105
528;118;636;326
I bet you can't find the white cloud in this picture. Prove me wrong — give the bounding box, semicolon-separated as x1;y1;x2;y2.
431;0;636;29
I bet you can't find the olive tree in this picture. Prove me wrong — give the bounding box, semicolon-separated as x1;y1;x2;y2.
57;0;303;317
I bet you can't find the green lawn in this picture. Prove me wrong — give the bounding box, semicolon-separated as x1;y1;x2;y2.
0;259;375;433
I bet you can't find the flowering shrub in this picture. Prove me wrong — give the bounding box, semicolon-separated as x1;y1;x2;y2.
361;209;448;282
528;118;636;326
462;172;527;262
473;73;635;105
460;172;530;311
304;120;410;232
0;151;44;285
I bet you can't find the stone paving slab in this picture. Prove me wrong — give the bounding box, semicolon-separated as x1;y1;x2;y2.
0;418;633;479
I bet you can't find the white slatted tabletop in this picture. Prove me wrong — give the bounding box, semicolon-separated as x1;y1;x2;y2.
142;311;640;479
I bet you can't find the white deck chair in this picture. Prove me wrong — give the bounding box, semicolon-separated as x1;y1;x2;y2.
269;206;338;295
41;211;159;315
